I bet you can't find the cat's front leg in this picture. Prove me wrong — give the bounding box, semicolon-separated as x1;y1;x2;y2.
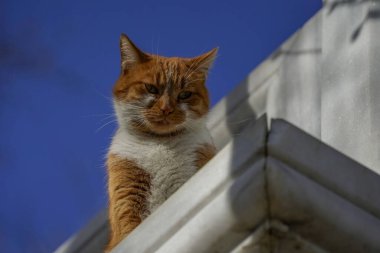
105;154;151;253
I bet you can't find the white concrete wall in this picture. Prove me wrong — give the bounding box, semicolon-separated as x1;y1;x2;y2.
321;0;380;172
210;1;380;173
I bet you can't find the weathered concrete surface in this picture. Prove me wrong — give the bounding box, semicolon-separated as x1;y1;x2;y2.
321;0;380;172
210;1;380;173
230;221;328;253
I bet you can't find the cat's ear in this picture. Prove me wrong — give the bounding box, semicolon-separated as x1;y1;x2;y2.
120;34;149;72
188;47;218;75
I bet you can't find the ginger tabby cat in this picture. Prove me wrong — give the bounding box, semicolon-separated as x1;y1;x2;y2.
106;34;217;252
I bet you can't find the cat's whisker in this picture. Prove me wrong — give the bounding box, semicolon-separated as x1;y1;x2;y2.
183;57;201;79
184;52;215;79
97;115;117;125
185;56;214;80
183;48;210;79
82;114;116;124
93;89;114;103
83;113;115;117
155;35;160;58
186;48;216;79
95;119;117;133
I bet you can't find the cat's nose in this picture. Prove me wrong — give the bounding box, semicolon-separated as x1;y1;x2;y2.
160;104;174;115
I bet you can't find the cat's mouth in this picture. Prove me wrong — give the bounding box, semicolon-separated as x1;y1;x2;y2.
147;115;183;126
142;111;186;135
151;119;170;125
145;117;185;135
149;119;181;131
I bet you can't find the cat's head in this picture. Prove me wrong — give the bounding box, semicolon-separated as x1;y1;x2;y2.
113;34;217;136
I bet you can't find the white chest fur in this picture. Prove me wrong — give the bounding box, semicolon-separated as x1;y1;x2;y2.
109;122;213;214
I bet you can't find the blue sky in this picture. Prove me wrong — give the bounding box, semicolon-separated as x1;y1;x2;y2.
0;1;321;252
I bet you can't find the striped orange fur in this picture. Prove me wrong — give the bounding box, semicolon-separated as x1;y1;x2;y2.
106;34;217;252
105;154;150;252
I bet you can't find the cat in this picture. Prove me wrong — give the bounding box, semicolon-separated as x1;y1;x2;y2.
105;34;217;252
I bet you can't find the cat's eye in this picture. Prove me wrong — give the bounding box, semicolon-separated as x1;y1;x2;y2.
178;91;192;100
145;84;159;94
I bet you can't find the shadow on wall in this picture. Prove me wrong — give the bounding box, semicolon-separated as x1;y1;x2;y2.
351;8;380;42
324;0;380;43
326;0;375;15
270;48;321;61
223;10;323;251
224;80;258;143
225;76;259;251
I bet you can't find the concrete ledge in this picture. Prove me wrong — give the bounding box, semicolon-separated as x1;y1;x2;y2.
230;220;328;253
111;118;380;253
268;157;380;253
55;116;380;253
268;119;380;219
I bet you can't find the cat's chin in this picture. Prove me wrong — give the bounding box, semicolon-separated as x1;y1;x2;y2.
125;119;183;137
146;122;185;136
